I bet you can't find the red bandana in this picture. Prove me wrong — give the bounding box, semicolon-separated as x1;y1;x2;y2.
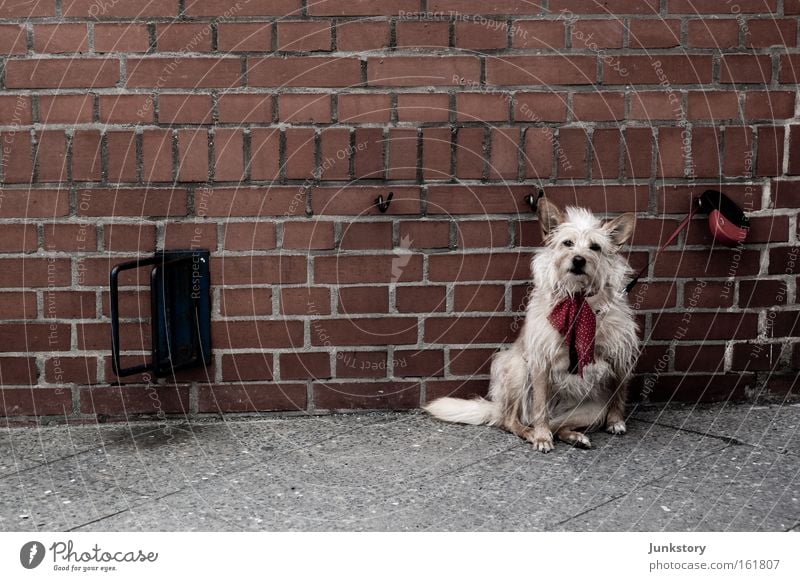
547;293;596;377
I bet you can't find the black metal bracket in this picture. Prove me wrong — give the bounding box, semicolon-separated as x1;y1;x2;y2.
110;250;211;378
523;190;545;213
375;191;394;213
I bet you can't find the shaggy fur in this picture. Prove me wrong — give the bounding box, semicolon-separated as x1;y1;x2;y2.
425;198;639;452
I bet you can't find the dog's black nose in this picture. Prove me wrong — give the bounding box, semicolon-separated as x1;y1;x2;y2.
572;256;586;269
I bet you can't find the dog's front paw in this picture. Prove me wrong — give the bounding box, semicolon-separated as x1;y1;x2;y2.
528;427;554;453
606;420;626;435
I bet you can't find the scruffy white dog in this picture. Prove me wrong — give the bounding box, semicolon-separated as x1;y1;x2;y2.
425;197;639;452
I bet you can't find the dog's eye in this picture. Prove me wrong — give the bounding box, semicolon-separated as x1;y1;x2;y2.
590;243;601;252
562;240;574;248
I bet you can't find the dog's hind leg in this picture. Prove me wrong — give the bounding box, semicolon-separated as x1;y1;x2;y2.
550;401;607;449
555;428;591;449
605;378;629;435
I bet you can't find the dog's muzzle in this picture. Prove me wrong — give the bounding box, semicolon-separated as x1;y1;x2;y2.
569;255;587;275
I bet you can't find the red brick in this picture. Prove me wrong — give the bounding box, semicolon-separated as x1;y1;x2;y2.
94;24;150;53
756;126;784;177
399;221;450;249
651;313;757;340
0;389;71;416
397;93;450;122
0;189;69;219
218;94;272;123
457;220;509;248
43;291;96;319
33;24;88;53
425;316;516;344
658;184;760;213
427;185;528;215
64;0;178;17
397;20;450;48
623;127;653;179
746;18;797;48
248;57;361;87
592;129;621;179
607;55;712;85
35;131;68;183
6;58;119;88
745;91;795;119
0;224;37;252
213;320;303;349
0;0;53;17
490;127;520;179
336;351;387;379
312;186;421;215
524;128;554;178
106;132;138;183
0;293;37;319
159;94;213;124
771;182;800;209
99;95;154;124
81;385;189;415
396;286;446;313
429;253;531;282
788;126;800;176
675;345;727;372
249;129;281;181
163;222;218;250
309;1;419;15
629;19;681;48
657;127;685;178
456;93;508;122
311;318;417;346
511;20;565;49
454;284;505;312
687;19;739;48
551;0;658;13
425;380;489;402
720;55;772;84
336;21;390;51
278;94;331;123
353;127;385;179
572;92;624;122
280;287;330;315
204;186;301;217
557;128;588;179
177;129;209;182
156;23;212;52
572;19;624;48
283;221;334;249
313;381;419;410
315;255;422;283
487;56;596;85
740;279;788;309
630;92;681;120
213;128;245;182
723;126;754;177
277;21;331;52
779;54;800;84
387;128;418;180
338;286;389;314
339;222;393;250
221;353;273;381
449;348;495;376
285;128;316;180
0;95;32;125
76;188;187;217
0;25;25;55
338;94;391;123
104;223;157;252
454;21;506;50
422;128;452;181
369;56;481;87
186;0;300;16
127;57;241;88
394;350;444;377
455;127;485;180
653;250;760;277
691;127;721;178
687;91;740;120
212;256;307;285
0;322;71;351
72;130;102;181
768;311;800;338
280;352;330;380
219;287;272;316
142;129;174;182
319;128;351;180
218;22;273;52
627;282;678;310
197;383;306;413
45;356;97;385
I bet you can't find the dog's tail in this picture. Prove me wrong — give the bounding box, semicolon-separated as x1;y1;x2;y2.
424;397;499;426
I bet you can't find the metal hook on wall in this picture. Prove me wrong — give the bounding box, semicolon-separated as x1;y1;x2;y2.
523;190;545;213
375;191;394;213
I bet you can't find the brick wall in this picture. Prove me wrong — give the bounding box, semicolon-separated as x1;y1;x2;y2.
0;0;798;421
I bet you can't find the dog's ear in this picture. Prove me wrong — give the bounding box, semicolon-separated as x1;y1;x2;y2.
537;197;564;236
603;213;636;247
